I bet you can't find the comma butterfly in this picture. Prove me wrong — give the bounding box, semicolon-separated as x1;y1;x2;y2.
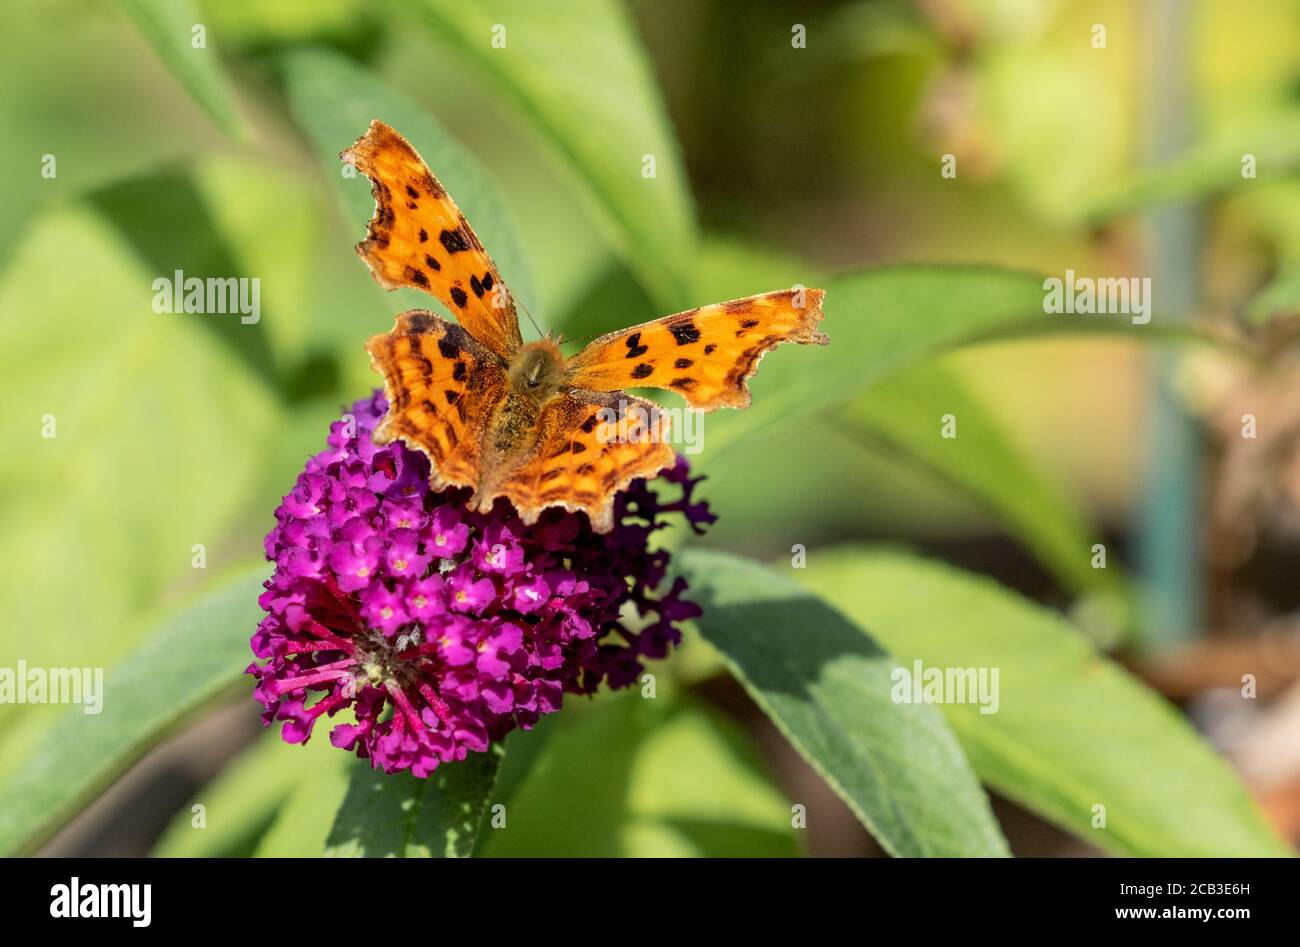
343;120;828;532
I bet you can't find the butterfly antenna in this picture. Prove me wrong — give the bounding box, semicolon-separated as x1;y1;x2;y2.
514;294;547;340
558;331;603;350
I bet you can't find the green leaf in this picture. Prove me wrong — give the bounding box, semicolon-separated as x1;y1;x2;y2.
399;0;698;309
0;206;281;679
1085;109;1300;219
837;360;1132;611
799;548;1292;857
280;46;539;323
119;0;250;139
480;692;799;857
87;170;277;380
324;748;503;857
153;731;340;858
676;549;1009;857
0;567;267;856
1247;262;1300;324
252;745;352;857
0;202;279;802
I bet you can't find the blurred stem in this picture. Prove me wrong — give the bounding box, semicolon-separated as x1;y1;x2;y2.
1137;0;1203;650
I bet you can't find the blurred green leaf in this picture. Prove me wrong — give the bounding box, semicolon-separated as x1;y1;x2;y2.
0;4;227;260
474;715;556;833
119;0;250;139
1247;262;1300;324
88;171;276;380
188;156;326;374
153;730;339;858
800;549;1292;857
677;549;1009;857
0;567;267;856
838;361;1131;609
196;0;374;47
280;46;539;325
1085;110;1300;219
252;744;352;856
0;206;280;713
399;0;698;309
324;748;502;857
980;44;1128;223
481;692;798;857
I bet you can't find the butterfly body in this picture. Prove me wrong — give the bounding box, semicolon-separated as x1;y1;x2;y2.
486;341;566;473
347;121;829;532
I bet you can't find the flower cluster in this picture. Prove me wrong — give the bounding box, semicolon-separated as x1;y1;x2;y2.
247;390;714;777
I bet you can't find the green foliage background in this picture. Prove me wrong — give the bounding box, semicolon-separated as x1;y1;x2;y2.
1;0;1298;857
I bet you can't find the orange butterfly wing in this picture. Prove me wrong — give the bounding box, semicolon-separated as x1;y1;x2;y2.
365;310;508;493
488;391;676;533
343;120;523;361
565;289;828;411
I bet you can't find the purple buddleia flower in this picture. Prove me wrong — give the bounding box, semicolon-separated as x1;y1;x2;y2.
247;391;714;777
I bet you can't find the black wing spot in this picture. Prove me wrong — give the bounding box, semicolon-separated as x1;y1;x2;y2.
741;318;760;329
580;414;598;433
624;332;648;359
418;229;428;243
449;286;469;308
406;185;420;199
424;254;441;271
668;318;701;345
453;361;467;381
470;275;485;298
631;363;654;379
437;337;459;360
440;228;471;254
482;272;495;292
445;389;460;405
405;266;429;288
406;313;437;333
704;343;717;355
571;441;587;454
670;377;696;389
674;357;693;369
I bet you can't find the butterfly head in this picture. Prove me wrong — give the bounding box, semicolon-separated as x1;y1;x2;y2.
508;338;568;402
